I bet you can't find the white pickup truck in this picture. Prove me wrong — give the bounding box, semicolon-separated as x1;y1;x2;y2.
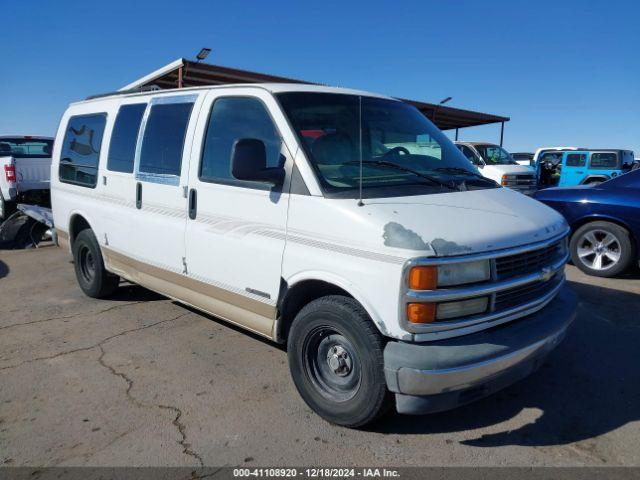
0;136;54;221
455;142;537;195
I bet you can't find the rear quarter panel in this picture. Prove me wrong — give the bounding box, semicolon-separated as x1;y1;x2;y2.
537;188;640;254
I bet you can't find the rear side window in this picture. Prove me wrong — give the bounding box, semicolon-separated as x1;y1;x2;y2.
590;152;618;169
139;101;194;178
565;153;586;167
199;97;282;186
59;114;107;188
107;103;146;173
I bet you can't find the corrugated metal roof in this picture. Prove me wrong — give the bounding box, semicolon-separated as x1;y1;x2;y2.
120;58;510;130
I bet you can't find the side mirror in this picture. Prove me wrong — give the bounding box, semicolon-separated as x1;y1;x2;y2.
231;138;284;185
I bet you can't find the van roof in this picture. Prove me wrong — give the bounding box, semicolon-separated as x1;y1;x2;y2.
75;83;395;105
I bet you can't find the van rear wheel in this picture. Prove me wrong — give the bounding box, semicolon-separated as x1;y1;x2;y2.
72;229;119;298
287;296;391;427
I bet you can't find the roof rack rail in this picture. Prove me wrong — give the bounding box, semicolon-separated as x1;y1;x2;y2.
85;84;162;100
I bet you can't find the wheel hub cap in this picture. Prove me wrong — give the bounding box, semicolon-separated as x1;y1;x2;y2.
577;229;621;271
327;345;352;376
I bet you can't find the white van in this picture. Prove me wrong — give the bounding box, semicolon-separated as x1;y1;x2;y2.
51;84;576;427
455;142;537;194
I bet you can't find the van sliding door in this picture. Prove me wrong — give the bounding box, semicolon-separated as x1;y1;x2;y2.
119;93;203;281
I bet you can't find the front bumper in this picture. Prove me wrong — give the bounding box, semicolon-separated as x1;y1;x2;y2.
384;287;577;415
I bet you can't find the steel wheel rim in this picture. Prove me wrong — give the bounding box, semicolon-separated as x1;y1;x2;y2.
78;245;96;283
302;326;361;402
576;229;622;271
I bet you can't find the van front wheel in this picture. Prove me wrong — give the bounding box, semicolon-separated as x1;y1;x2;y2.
287;296;391;427
72;229;119;298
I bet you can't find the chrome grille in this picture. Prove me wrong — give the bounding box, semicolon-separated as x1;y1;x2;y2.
512;175;536;185
494;274;562;312
495;241;564;280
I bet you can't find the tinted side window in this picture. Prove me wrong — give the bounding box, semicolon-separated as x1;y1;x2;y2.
590;152;618;169
139;102;194;177
59;114;106;188
566;153;586;167
540;152;562;163
200;97;281;186
107;103;146;173
459;145;479;164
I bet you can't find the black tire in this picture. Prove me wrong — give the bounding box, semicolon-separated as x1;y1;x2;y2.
287;295;391;427
0;194;16;223
570;221;634;277
72;229;119;298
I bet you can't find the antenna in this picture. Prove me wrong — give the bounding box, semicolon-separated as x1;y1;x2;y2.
357;96;364;207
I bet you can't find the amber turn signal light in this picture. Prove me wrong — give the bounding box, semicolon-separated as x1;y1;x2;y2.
407;303;436;323
408;266;437;290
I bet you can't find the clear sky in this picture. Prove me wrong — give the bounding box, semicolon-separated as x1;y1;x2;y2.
2;0;639;154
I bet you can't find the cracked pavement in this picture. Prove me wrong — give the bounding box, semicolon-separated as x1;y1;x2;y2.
1;246;640;467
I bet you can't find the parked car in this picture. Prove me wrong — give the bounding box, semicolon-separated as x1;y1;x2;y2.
511;152;535;167
0;135;53;221
537;149;635;188
455;142;537;195
534;169;640;277
51;84;576;427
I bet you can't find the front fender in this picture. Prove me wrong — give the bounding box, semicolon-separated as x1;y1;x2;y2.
284;270;400;339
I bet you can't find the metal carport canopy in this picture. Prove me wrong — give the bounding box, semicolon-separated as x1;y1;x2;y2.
120;58;510;131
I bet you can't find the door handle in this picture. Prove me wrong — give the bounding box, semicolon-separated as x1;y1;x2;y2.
136;182;142;209
188;188;197;220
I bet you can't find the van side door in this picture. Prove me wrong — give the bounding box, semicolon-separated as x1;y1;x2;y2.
559;151;587;186
185;89;295;338
101;101;148;253
112;93;202;278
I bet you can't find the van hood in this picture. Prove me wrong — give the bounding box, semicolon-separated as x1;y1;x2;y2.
361;187;568;257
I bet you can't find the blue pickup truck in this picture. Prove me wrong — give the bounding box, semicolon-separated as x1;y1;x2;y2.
537;149;635;188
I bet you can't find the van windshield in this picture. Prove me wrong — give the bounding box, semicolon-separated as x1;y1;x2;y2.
277;93;497;198
474;144;517;165
0;138;53;158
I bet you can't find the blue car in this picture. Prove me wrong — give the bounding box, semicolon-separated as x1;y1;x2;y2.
537;149;635;188
534;169;640;277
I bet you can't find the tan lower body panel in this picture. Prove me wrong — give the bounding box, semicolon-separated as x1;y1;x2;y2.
102;247;277;340
56;229;70;251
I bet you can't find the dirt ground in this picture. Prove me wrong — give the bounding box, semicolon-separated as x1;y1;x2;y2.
1;245;639;467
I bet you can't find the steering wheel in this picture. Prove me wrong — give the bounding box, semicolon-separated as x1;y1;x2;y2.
382;146;410;157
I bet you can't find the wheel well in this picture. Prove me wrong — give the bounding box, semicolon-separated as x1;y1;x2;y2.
277;279;354;343
69;215;91;246
580;175;608;185
571;216;631;236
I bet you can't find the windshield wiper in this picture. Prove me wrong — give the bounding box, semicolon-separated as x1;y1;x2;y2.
343;160;457;190
434;166;495;182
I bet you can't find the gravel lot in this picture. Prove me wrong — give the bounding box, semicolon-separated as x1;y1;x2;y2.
1;245;639;467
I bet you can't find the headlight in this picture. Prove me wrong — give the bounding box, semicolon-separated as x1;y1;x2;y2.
437;297;489;320
408;260;491;289
406;296;489;323
437;260;491;286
